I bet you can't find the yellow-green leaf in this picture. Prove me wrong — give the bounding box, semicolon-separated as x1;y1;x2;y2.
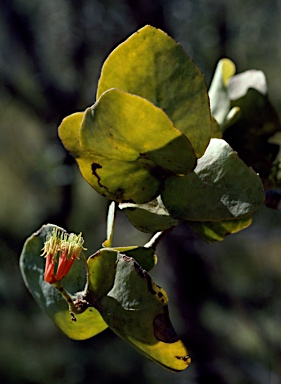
187;215;252;243
58;111;84;157
64;88;196;204
97;25;211;158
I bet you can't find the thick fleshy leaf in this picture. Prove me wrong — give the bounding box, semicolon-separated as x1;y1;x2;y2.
19;224;108;340
187;215;252;243
162;139;265;221
97;25;211;158
99;253;190;371
119;197;179;233
208;58;236;127
60;89;196;204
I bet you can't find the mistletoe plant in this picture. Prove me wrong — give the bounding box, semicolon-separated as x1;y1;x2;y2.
20;26;280;372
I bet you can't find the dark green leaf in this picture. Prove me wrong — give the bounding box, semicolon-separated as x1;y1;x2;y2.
119;197;179;233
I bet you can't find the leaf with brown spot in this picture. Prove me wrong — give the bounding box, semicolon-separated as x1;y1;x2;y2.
97;253;190;371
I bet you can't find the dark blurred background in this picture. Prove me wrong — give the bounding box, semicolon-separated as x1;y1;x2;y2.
1;0;281;383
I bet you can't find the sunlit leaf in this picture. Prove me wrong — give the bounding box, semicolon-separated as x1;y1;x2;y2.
19;224;108;340
58;111;84;157
187;215;252;243
99;253;191;371
59;89;196;203
162;139;265;221
97;25;211;158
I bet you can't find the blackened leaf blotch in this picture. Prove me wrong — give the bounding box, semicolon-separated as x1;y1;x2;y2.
153;306;179;343
91;163;102;178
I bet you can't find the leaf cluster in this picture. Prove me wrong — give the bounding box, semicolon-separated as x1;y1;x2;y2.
19;26;281;372
20;223;190;372
59;26;266;243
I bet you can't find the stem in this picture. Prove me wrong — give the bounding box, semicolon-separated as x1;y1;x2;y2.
144;228;172;250
52;281;89;318
103;201;116;247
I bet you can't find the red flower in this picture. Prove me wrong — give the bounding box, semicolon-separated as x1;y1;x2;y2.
41;228;86;284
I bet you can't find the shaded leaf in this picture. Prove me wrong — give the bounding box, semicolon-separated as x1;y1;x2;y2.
162;139;265;221
209;64;281;186
223;88;281;185
97;25;211;158
99;253;190;371
119;197;179;233
187;215;252;243
19;224;108;340
87;246;157;303
87;248;118;301
211;115;222;139
112;246;157;272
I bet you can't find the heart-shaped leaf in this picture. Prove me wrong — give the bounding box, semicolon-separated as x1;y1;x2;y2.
97;25;211;158
162;139;265;221
20;224;108;340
